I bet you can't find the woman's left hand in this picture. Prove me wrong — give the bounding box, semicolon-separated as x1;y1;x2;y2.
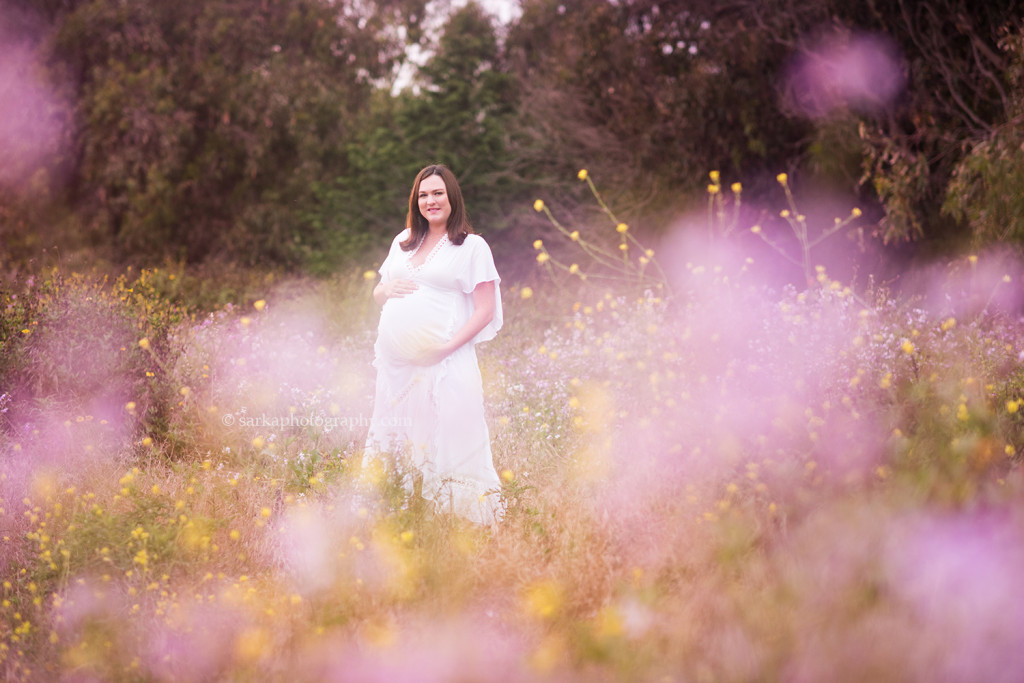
414;342;454;367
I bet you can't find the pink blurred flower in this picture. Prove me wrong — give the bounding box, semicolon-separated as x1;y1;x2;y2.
783;32;905;118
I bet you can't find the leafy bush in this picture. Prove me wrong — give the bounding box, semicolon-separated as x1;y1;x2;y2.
944;122;1024;248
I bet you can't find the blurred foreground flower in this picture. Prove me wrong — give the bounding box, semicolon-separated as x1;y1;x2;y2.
524;580;563;620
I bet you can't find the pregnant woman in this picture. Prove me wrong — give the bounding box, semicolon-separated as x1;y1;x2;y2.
365;164;503;524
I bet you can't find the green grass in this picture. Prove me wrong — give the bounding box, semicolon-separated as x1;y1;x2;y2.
2;243;1024;680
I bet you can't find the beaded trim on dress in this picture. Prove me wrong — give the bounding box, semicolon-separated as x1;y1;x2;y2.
406;233;449;273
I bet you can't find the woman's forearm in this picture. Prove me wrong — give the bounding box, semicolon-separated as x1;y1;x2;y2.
442;281;496;354
445;307;494;353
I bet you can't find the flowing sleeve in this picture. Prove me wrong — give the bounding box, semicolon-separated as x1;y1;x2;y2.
378;229;409;283
455;235;503;345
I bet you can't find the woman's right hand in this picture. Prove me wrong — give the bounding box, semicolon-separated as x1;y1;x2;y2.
384;278;418;298
379;278;418;300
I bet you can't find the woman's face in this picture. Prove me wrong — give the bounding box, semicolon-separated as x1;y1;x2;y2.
417;174;451;229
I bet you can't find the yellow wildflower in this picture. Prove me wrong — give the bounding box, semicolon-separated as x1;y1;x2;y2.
235;627;270;663
533;239;543;250
533;199;544;212
569;230;579;241
524;580;563;619
777;172;788;185
537;253;549;264
577;169;588;181
520;287;533;300
709;170;720;184
707;184;720;195
362;270;376;280
253;299;266;311
138;338;150;350
731;182;742;194
616;223;628;233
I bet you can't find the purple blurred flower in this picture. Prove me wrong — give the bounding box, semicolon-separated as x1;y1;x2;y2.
885;510;1024;681
784;32;905;118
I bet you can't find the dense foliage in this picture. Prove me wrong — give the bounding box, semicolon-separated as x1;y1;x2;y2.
2;0;1023;270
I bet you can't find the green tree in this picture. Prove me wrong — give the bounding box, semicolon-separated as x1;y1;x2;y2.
505;0;812;225
37;0;427;269
504;0;1024;255
408;1;518;220
845;0;1022;248
316;0;521;256
942;21;1024;249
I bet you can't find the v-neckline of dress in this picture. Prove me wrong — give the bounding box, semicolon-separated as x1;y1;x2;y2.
407;233;448;273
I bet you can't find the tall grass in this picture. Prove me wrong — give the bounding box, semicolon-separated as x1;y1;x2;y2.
2;184;1024;680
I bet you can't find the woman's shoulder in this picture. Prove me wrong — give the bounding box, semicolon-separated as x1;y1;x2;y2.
388;228;411;250
460;232;491;250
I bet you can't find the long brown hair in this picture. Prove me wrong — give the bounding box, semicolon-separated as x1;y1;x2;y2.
400;164;473;251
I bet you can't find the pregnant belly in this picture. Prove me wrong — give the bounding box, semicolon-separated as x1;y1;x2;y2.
377;288;452;364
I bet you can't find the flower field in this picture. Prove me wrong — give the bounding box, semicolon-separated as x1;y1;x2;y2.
3;194;1024;681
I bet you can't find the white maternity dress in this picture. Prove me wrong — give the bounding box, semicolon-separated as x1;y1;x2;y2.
365;229;503;524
